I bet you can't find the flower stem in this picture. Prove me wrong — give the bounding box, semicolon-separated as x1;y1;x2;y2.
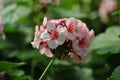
39;57;56;80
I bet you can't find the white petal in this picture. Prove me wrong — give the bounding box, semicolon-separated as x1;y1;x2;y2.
76;48;91;56
65;18;71;26
46;22;56;31
57;25;67;34
47;40;58;49
68;33;76;40
42;17;47;25
72;40;80;51
35;25;39;32
31;41;40;49
39;47;46;54
41;30;51;40
89;30;94;41
57;34;66;45
57;25;63;30
45;50;53;57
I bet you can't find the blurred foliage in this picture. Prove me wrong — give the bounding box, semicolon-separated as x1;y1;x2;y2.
0;0;120;80
107;66;120;80
0;61;25;72
91;26;120;54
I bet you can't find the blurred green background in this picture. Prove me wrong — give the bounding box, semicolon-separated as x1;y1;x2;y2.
0;0;120;80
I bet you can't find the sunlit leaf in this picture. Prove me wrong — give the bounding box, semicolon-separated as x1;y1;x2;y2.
91;26;120;54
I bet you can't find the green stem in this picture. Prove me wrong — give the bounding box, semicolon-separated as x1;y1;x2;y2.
39;57;56;80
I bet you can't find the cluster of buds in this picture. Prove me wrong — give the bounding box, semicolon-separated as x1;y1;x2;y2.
99;0;118;23
40;0;60;6
31;17;94;63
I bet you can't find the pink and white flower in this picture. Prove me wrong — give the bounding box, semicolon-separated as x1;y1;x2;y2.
41;22;66;49
31;17;53;57
65;18;89;40
31;25;41;49
31;17;47;48
71;29;94;63
39;42;53;57
31;17;94;63
31;25;53;57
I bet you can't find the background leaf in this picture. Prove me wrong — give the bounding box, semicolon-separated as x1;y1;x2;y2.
91;26;120;54
107;66;120;80
0;61;25;71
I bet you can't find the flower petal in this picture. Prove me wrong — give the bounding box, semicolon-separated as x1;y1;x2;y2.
65;18;71;26
47;40;58;49
42;17;47;26
72;40;80;51
45;50;53;57
39;46;46;54
46;22;56;31
56;34;66;45
57;25;67;34
76;48;91;56
41;30;51;40
39;44;53;57
89;30;94;42
35;25;39;32
31;40;40;49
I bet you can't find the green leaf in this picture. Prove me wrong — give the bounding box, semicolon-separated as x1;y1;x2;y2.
107;77;115;80
60;0;79;9
111;66;120;80
47;6;87;18
0;61;25;72
0;4;31;24
112;10;120;15
91;26;120;54
7;69;25;77
107;66;120;80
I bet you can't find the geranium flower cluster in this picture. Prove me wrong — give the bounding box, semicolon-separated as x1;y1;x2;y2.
31;17;94;63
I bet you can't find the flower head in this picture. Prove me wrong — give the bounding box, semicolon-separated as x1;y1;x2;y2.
99;0;118;22
31;17;94;63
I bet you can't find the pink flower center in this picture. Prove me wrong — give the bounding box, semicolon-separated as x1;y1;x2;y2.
78;38;86;48
67;24;73;33
49;30;59;40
